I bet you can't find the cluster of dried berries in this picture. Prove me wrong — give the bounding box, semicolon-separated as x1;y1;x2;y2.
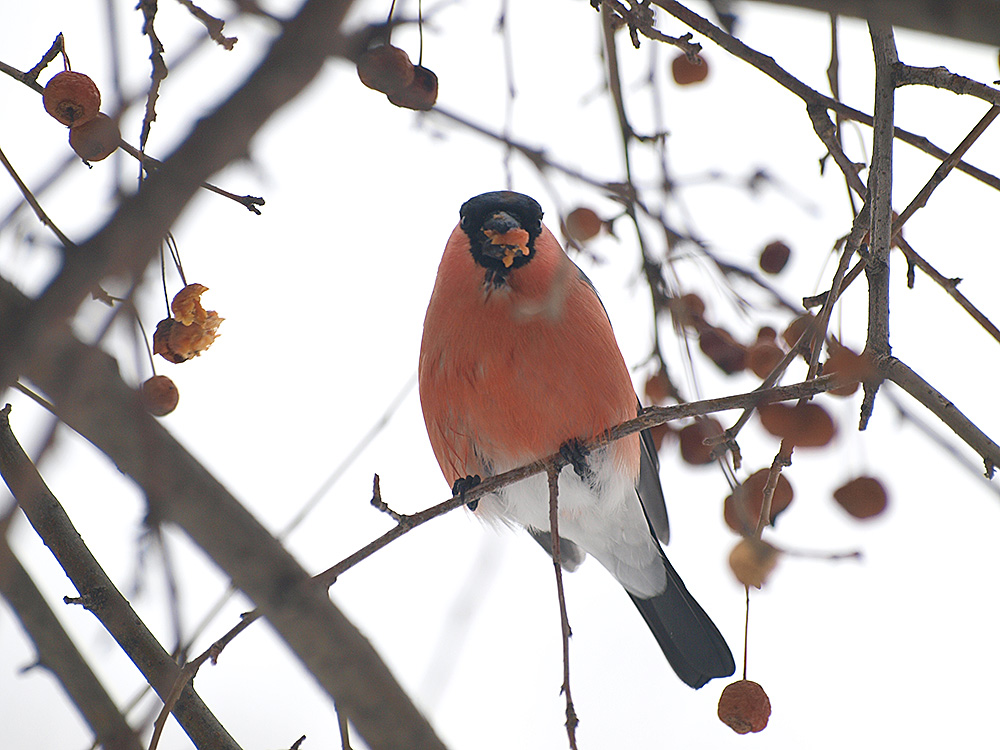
43;70;120;162
357;45;438;111
139;285;224;417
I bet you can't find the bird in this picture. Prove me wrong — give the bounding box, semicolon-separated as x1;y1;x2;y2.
418;190;735;688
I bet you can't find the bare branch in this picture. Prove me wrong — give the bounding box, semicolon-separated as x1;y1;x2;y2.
0;528;144;750
859;22;897;427
0;406;243;750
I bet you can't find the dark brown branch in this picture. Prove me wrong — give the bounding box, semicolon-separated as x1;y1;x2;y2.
0;0;362;395
884;358;1000;478
0;275;446;750
744;0;1000;47
0;526;144;750
896;64;1000;106
859;23;897;427
653;0;1000;191
0;406;242;750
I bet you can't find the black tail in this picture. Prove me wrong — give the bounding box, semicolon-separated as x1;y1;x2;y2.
628;555;735;689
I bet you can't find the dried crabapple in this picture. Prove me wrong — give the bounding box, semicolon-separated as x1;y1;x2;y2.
678;418;724;465
565;207;603;242
153;285;224;363
823;342;874;397
141;375;179;416
759;240;791;274
833;475;888;519
699;326;747;374
669;292;706;328
43;71;101;126
69;113;120;161
782;312;815;352
747;339;785;379
728;538;780;589
387;65;438;111
671;52;709;85
357;45;415;95
758;402;836;447
718;679;771;734
724;468;793;533
643;367;674;404
171;283;211;325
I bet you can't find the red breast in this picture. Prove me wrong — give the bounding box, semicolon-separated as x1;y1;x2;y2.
419;202;640;486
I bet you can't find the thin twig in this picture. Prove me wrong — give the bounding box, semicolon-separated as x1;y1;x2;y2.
546;465;578;750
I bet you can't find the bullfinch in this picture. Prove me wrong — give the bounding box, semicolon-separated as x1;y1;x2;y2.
418;190;734;688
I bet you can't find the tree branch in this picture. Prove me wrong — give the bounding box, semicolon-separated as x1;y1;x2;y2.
0;406;243;750
653;0;1000;191
0;276;446;750
0;526;144;750
859;22;897;427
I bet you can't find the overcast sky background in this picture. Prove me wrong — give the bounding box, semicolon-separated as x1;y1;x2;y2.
1;1;999;748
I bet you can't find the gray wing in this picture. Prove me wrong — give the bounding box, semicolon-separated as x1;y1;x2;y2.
574;261;671;546
637;403;670;544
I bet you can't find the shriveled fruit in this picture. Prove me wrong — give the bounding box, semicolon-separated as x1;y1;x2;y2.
643;367;674;404
171;283;211;325
565;207;603;242
141;375;179;416
747;339;784;379
833;475;888;519
724;468;793;533
678;418;724;465
718;679;771;734
357;45;414;95
44;71;101;126
758;402;835;447
646;422;673;452
782;312;815;353
671;52;709;85
153;285;224;363
699;326;746;374
387;65;438;111
728;539;780;589
756;325;777;341
670;292;706;328
823;342;873;397
69;113;120;161
759;240;791;274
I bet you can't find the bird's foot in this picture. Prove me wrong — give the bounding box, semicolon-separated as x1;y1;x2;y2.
560;438;594;483
452;474;482;511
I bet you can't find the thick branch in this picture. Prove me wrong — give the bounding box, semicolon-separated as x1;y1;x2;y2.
884;358;1000;478
748;0;1000;47
0;0;358;398
653;0;1000;191
0;407;242;750
0;530;144;750
0;277;445;750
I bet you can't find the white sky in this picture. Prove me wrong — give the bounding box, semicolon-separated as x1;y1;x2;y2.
1;1;999;748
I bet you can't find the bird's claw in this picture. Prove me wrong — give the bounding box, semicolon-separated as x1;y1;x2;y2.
452;474;482;511
560;438;594;482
